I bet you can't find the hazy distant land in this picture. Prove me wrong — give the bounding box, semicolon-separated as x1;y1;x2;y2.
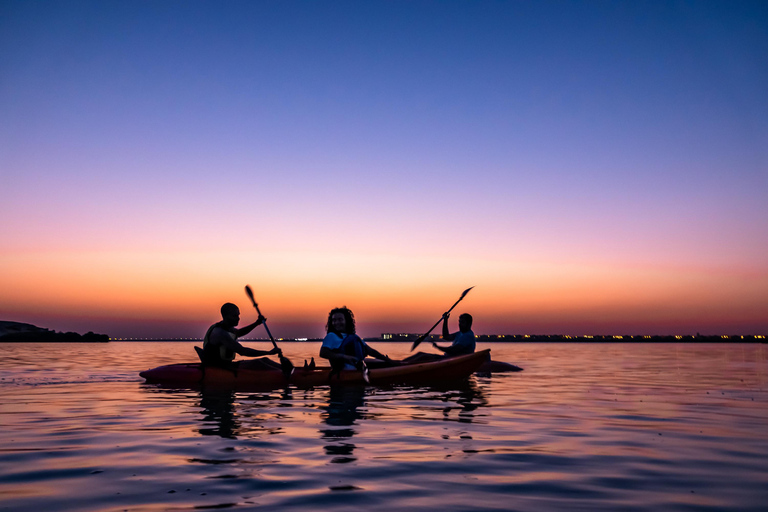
111;333;766;343
2;320;763;343
0;321;109;342
378;333;767;343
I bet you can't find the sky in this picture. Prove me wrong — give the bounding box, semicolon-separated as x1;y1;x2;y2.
1;0;767;339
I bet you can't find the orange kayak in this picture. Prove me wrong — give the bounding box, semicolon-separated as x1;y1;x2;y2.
140;349;491;389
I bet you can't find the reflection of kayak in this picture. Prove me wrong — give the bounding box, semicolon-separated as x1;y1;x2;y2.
140;349;491;389
477;359;524;373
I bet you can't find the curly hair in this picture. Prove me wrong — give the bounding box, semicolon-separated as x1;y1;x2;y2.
326;306;356;335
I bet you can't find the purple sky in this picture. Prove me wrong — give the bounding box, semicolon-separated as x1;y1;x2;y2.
1;1;766;338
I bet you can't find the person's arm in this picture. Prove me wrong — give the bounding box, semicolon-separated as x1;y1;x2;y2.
433;330;473;356
441;312;455;341
364;344;390;361
235;344;280;358
320;346;358;365
216;326;279;358
235;315;266;338
432;341;449;353
432;342;463;356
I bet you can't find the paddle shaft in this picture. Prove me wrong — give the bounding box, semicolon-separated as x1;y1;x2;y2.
421;296;464;339
244;285;294;377
412;287;474;350
251;299;277;348
245;289;279;350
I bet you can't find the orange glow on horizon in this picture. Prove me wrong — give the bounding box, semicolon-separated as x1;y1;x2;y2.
1;249;766;338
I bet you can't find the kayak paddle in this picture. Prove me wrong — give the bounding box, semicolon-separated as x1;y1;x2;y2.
411;286;474;351
244;285;294;378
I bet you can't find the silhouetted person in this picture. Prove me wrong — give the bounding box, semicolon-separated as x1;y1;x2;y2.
432;312;476;356
201;303;281;369
403;312;476;364
319;307;392;376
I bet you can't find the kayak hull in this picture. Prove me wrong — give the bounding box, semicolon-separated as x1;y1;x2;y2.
477;359;524;373
140;349;491;390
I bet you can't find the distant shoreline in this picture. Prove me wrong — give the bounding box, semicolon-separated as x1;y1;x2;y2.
106;334;766;343
2;319;763;343
0;321;109;343
0;332;110;343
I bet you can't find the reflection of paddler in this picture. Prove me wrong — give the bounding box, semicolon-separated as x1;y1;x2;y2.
202;303;281;369
319;307;392;378
198;389;238;438
319;386;366;464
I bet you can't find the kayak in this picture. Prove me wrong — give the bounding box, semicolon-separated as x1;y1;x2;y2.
140;349;491;390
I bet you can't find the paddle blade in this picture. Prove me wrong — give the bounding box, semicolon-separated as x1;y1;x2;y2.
410;335;426;351
280;355;294;379
244;285;256;305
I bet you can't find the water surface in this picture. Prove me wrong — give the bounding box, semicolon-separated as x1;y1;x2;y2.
1;342;767;511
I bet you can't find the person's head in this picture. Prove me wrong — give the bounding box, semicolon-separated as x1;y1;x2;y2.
326;306;355;335
220;303;240;327
458;313;473;333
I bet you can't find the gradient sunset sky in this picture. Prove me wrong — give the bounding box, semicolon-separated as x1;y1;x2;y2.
2;1;766;339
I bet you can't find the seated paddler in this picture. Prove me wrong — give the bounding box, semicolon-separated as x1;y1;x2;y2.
319;306;393;374
432;312;476;356
200;302;282;369
403;312;476;364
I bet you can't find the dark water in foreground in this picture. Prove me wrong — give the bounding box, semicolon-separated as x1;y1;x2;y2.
1;342;767;512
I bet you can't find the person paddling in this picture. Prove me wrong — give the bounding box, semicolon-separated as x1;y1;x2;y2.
403;312;476;364
201;303;282;369
319;307;392;378
431;312;476;356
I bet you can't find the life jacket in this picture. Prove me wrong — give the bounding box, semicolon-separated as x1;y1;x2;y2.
340;334;366;361
329;334;367;376
202;322;237;366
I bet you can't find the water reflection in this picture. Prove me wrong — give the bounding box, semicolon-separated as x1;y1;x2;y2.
7;342;768;512
198;390;239;438
314;381;489;463
319;386;367;463
399;380;489;425
195;387;294;439
439;380;488;424
143;379;489;447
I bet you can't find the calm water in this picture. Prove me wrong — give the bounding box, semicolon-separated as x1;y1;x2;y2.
1;341;767;512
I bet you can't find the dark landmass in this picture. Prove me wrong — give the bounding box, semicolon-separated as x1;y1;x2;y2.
0;321;110;343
